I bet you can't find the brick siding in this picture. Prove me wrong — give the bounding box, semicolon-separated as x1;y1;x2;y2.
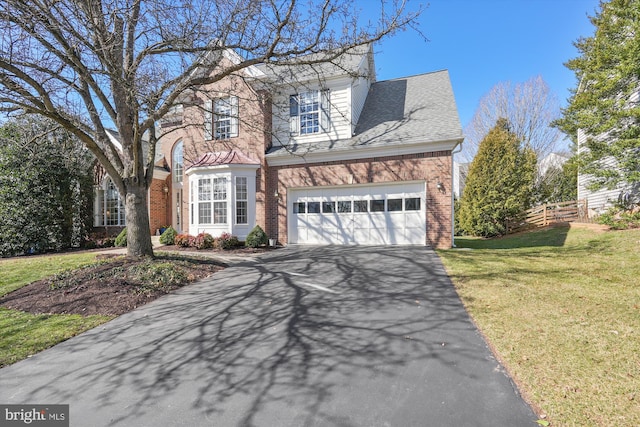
266;151;453;249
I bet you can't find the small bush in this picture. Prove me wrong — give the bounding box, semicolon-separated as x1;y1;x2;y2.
175;233;194;248
245;225;268;248
159;226;177;245
114;228;127;247
82;232;116;249
194;233;214;249
597;206;640;230
128;260;188;293
217;232;239;250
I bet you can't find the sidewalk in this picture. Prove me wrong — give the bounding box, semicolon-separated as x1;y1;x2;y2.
97;236;273;265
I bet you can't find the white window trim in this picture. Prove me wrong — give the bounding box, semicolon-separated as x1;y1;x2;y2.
235;176;248;225
186;165;258;239
289;89;330;136
204;96;239;140
96;177;126;227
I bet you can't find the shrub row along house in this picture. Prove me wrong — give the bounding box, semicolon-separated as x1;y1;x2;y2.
93;46;464;248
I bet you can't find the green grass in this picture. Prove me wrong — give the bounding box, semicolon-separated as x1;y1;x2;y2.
0;308;111;367
439;226;640;427
0;252;113;367
0;252;99;297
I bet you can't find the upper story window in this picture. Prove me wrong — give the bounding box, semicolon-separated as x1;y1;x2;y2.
289;90;330;136
173;140;183;183
204;96;238;140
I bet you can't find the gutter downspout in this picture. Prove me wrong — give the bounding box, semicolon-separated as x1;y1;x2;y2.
451;139;464;248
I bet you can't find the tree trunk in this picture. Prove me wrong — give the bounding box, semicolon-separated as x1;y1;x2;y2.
124;182;154;258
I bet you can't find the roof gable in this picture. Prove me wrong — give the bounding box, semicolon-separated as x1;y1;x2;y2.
266;69;464;163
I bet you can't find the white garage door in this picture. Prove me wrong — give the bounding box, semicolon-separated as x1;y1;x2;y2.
289;182;426;245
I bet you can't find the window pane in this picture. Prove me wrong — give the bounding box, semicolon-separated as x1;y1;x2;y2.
214;97;237;139
307;202;320;213
236;177;247;200
198;179;211;201
387;198;403;212
105;179;125;226
322;201;336;213
299;91;320;134
354;200;368;212
214;201;227;224
213;177;227;201
293;202;306;214
337;201;352;213
236;201;247;224
199;202;211;224
405;197;421;211
370;200;385;212
173;141;183;183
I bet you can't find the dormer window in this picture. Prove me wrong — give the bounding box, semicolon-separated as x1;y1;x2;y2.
289;90;330;136
204;96;239;140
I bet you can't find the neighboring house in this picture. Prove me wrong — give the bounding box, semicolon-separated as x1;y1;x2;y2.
577;128;639;217
538;152;570;181
94;45;464;248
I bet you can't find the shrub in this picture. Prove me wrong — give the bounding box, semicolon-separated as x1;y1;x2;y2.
217;232;239;250
114;228;127;247
245;225;268;248
175;233;194;248
82;231;116;249
597;206;640;230
194;233;214;249
159;226;177;245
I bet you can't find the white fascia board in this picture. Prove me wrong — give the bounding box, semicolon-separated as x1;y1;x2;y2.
153;169;170;180
185;163;260;175
266;138;464;166
105;129;123;152
222;49;266;78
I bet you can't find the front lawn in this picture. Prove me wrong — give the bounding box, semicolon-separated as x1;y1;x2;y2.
1;252;99;297
0;252;224;367
0;253;111;367
439;226;640;427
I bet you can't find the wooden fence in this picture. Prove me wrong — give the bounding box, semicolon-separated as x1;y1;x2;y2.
506;200;588;234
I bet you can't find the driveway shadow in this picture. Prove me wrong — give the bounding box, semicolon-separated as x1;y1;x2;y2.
0;246;537;426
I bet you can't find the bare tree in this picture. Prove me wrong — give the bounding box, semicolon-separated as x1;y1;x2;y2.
0;0;421;257
460;76;562;163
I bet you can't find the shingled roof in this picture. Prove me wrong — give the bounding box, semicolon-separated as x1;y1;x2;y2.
188;150;260;170
266;69;463;159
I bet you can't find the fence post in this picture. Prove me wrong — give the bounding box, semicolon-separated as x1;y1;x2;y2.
543;203;548;226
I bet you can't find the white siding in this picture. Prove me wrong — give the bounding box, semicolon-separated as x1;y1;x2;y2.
271;77;353;147
577;129;625;216
351;76;370;132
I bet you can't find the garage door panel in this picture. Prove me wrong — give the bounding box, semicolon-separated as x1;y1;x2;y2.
289;182;426;245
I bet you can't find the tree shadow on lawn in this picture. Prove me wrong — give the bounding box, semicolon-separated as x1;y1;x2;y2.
454;225;571;250
0;246;535;427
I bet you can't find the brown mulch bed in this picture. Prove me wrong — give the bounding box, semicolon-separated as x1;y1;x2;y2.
0;254;225;317
157;245;276;255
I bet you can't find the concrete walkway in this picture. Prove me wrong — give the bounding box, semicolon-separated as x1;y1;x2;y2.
0;246;538;426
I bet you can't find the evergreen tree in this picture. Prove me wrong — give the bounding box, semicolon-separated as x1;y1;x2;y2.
555;0;640;189
535;156;579;204
0;117;93;256
458;119;537;237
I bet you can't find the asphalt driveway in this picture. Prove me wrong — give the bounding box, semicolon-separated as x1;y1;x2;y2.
0;246;538;426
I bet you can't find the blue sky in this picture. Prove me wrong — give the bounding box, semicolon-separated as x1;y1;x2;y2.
370;0;601;129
